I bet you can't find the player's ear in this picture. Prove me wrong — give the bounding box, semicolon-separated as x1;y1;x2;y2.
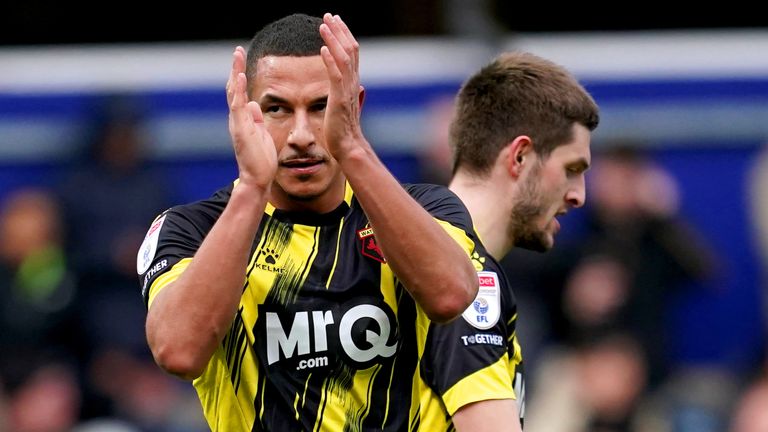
506;136;532;178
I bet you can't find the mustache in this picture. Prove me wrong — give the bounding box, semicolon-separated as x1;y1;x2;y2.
280;152;327;164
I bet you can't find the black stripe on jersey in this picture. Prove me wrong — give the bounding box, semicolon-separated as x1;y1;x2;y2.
302;222;341;292
410;406;420;432
223;307;248;393
314;378;329;432
398;285;418;432
252;369;267;432
296;226;320;294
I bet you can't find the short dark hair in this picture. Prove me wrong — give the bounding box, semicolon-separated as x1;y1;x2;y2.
450;51;600;177
245;13;324;88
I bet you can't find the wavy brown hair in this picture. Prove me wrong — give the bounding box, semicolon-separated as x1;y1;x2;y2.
450;51;600;177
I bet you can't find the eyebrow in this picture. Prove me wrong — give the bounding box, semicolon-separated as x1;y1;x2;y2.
259;94;328;106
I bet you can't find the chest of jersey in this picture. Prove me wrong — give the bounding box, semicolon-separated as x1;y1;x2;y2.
241;215;402;375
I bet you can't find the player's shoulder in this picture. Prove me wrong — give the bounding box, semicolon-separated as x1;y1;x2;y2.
403;183;474;231
402;182;457;202
401;183;468;213
162;182;234;223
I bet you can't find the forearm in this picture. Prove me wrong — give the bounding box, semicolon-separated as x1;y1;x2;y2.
146;183;267;379
339;145;477;322
453;399;523;432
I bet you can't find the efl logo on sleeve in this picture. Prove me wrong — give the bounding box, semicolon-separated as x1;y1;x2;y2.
462;271;500;329
137;214;166;274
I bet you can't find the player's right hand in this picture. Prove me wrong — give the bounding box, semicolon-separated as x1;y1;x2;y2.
226;46;277;191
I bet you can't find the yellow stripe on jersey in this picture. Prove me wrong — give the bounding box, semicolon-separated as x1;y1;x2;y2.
301;373;313;412
314;370;349;431
352;364;383;429
381;354;397;429
310;320;390;430
343;181;354;206
410;290;434;430
147;257;193;308
436;219;476;256
442;355;515;416
507;312;518;327
326;216;345;289
312;378;330;432
193;348;253;431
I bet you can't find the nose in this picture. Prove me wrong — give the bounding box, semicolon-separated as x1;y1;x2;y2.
287;111;315;148
566;176;586;208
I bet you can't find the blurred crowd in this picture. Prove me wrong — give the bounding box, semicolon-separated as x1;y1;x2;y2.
0;95;206;431
0;93;767;432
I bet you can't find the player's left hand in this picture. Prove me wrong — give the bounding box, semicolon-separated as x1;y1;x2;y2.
319;13;365;161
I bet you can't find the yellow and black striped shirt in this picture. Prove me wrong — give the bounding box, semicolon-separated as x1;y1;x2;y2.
138;181;523;431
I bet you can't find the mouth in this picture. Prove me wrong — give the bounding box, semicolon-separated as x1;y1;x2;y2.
281;157;325;175
552;210;567;233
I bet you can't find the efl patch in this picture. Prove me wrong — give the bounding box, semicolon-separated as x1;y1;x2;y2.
358;227;386;263
462;271;501;329
137;214;166;274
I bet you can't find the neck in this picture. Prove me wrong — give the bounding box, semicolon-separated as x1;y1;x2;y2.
449;171;515;260
268;177;347;214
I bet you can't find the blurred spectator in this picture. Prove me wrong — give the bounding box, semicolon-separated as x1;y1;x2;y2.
582;144;718;386
634;366;739;432
86;348;206;431
54;94;175;420
526;332;648;432
56;94;172;347
0;188;79;359
3;361;81;432
58;93;171;287
560;248;632;345
417;94;457;185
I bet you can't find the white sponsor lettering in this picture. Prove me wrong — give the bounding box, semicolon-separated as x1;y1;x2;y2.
339;304;397;363
460;333;504;346
296;356;329;370
265;304;397;367
312;310;334;351
266;312;311;365
141;259;168;296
